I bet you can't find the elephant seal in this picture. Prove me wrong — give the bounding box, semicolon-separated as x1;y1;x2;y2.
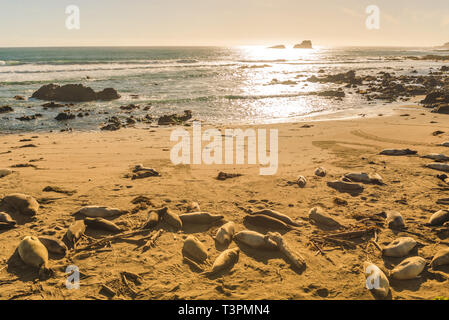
143;211;159;229
207;247;239;275
390;256;426;280
297;175;307;188
179;212;224;224
18;236;52;279
438;141;449;147
421;154;449;162
214;221;235;246
429;210;449;226
344;172;383;185
158;207;182;230
2;193;39;216
73;206;127;218
186;202;201;213
379;149;417;156
182;235;208;263
327;180;364;194
385;211;405;230
0;169;12;178
38;236;68;256
425;163;449;173
84;217;122;233
431;248;449;268
315;167;326;177
234;230;278;250
251;209;300;227
0;211;16;226
382;237;416;257
364;262;390;298
309;207;341;228
244;214;294;231
66;220;86;245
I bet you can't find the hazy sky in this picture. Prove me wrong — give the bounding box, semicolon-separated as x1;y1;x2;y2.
1;0;448;47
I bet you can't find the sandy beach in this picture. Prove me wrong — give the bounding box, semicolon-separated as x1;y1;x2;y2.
1;103;448;300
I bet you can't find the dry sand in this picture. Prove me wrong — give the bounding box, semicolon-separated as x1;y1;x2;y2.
0;104;449;300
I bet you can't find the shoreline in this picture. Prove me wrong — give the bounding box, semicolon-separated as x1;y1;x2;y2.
0;105;448;300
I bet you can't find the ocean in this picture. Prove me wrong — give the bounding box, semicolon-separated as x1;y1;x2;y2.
0;46;446;132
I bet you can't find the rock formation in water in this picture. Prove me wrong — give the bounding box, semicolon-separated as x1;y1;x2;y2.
294;40;312;49
31;84;120;102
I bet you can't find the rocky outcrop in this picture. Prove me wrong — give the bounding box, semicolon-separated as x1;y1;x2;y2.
0;105;13;113
55;112;76;121
432;104;449;114
294;40;312;49
268;45;286;49
31;84;120;102
157;110;192;125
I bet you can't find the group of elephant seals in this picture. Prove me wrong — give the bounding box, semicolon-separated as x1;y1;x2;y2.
18;236;53;279
74;206;126;218
244;214;293;231
428;210;449;226
182;235;208;263
179;212;224;225
84;217;122;233
214;222;235;246
234;230;278;250
364;262;390;298
206;247;240;275
2;193;39;216
390;256;426;280
38;236;68;256
66;220;86;245
431;248;449;268
382;237;417;257
308;207;341;228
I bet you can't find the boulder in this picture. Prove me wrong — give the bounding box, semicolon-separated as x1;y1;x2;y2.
432;104;449;114
0;105;13;113
55;112;75;121
158;110;192;125
294;40;312;49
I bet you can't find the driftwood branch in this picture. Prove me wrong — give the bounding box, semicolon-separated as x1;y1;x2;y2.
75;229;152;252
142;230;164;251
267;232;306;269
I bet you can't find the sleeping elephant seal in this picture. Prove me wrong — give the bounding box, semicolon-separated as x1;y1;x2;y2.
205;247;240;276
38;236;68;256
73;206;127;218
214;221;235;246
390;256;426;280
0;211;16;226
2;193;39;216
234;230;278;250
364;262;389;298
18;236;53;279
382;237;416;257
182;235;208;263
431;248;449;268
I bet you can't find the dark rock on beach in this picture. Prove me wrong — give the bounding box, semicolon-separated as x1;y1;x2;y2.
0;105;13;113
158;110;192;125
31;84;120;102
55;112;76;121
